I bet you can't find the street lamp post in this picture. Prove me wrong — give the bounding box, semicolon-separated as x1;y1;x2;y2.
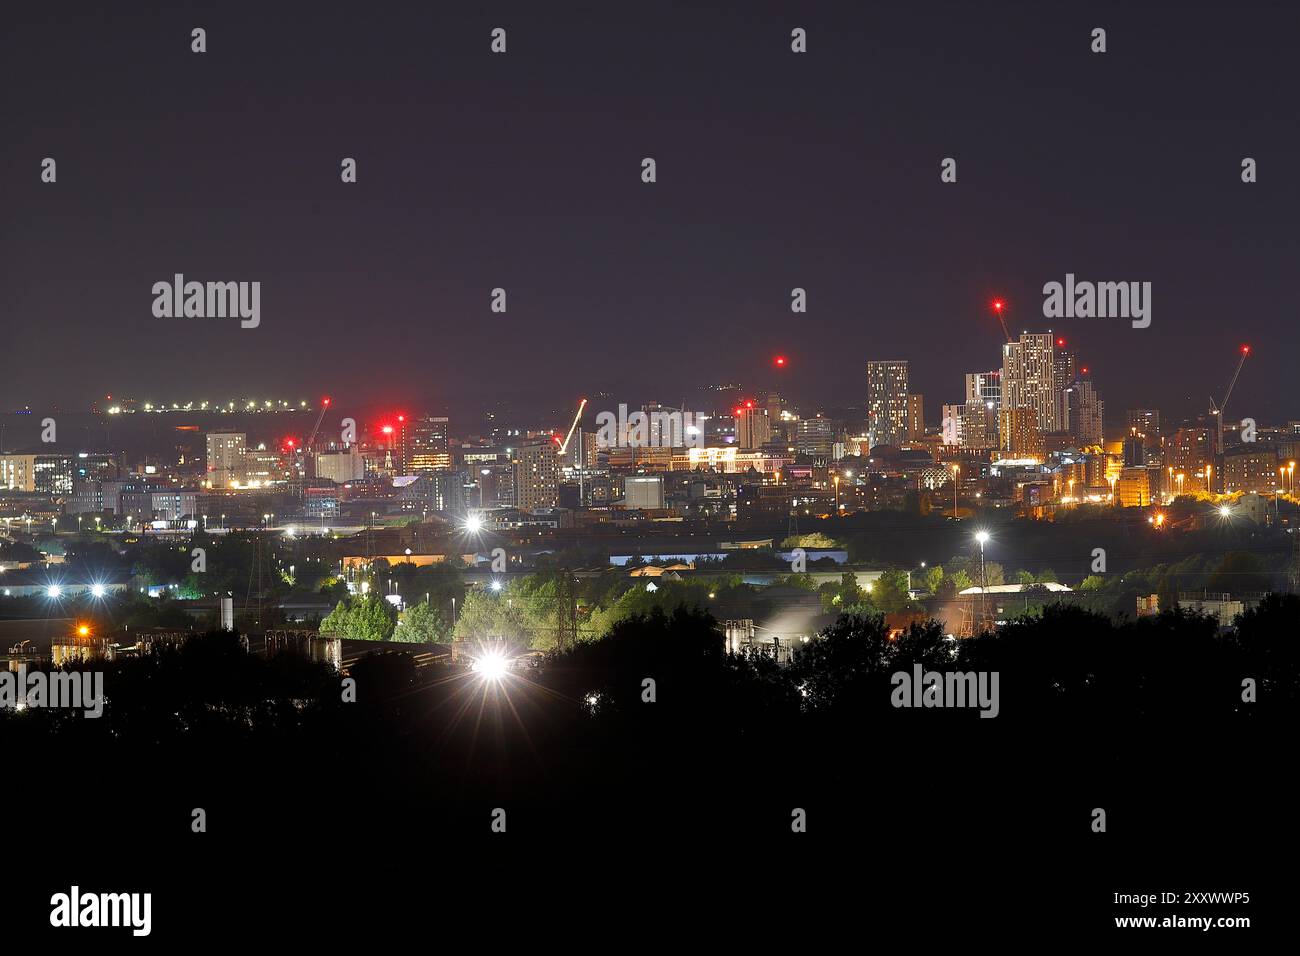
951;464;960;519
975;530;991;629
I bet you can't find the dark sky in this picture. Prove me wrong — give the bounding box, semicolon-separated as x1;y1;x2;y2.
5;1;1299;427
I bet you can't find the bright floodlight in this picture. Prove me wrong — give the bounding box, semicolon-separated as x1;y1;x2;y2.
46;585;62;598
490;579;503;592
471;650;509;681
975;531;990;545
90;583;106;598
1219;505;1232;517
464;513;483;534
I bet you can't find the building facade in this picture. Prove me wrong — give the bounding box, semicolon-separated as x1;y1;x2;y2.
867;360;909;448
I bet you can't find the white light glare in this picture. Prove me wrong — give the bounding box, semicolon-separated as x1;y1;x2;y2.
471;650;509;681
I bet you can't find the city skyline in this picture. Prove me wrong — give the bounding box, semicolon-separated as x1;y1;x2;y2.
4;4;1297;937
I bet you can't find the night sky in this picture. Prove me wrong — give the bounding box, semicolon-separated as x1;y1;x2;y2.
5;1;1299;425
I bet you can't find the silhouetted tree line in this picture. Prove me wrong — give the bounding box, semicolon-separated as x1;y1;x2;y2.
3;597;1295;844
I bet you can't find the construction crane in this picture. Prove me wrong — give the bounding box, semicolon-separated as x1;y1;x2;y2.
991;298;1012;343
298;397;331;477
556;398;587;456
1210;347;1249;455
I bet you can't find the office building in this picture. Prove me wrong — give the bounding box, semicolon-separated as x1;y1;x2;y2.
1222;447;1279;494
1063;376;1104;447
999;407;1044;459
409;416;451;471
867;360;909;448
624;475;666;510
941;404;964;446
1002;333;1059;435
514;439;560;509
206;432;246;489
906;394;925;441
796;415;837;458
735;403;771;450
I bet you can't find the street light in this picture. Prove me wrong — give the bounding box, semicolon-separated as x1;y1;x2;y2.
951;464;960;519
974;531;990;629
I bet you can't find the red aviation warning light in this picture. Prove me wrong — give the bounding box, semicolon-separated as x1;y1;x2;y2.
774;355;787;367
1057;338;1066;348
990;298;1012;343
1241;345;1251;355
381;425;394;436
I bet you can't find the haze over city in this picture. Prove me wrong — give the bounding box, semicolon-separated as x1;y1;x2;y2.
3;1;1295;943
